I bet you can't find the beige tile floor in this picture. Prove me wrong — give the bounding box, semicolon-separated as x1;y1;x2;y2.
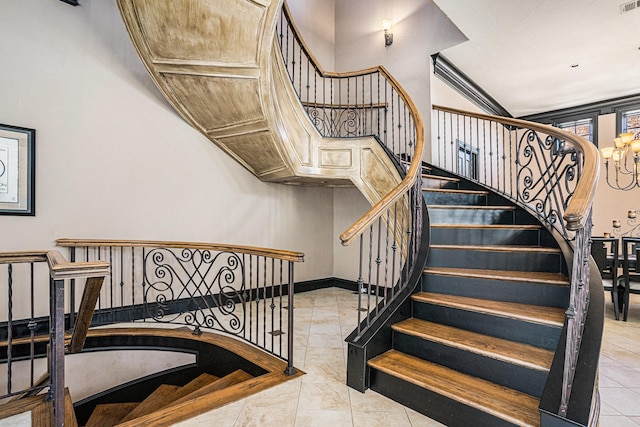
172;286;640;427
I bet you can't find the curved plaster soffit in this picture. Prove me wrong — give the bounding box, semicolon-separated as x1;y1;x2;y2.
116;0;402;207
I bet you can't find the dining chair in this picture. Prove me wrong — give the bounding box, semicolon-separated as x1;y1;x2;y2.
591;236;621;320
621;237;640;321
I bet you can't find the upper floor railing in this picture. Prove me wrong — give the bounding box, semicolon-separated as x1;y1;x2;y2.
0;251;109;427
55;239;304;376
432;105;600;418
277;2;427;338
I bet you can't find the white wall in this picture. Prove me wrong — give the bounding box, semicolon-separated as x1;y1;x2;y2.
329;0;464;276
287;0;335;70
0;0;334;282
334;0;466;163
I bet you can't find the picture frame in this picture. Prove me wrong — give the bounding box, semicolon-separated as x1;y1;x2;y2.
0;124;35;216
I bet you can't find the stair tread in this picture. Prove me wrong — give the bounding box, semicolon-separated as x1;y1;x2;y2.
424;267;568;285
393;318;553;371
119;384;182;423
180;373;220;395
428;205;516;210
171;369;253;406
369;350;540;427
431;223;541;230
430;244;561;253
31;388;77;427
86;402;138;427
423;188;488;195
0;394;46;420
413;292;565;327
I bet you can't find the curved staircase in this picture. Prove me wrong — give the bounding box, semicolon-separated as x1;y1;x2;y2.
366;168;571;427
115;0;404;207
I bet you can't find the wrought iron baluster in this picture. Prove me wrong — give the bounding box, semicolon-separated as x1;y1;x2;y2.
366;224;374;327
356;236;364;337
263;256;267;354
141;247;146;323
248;255;253;342
69;247;76;331
278;259;283;358
131;246;136;322
29;262;35;388
375;217;382;316
7;264;13;396
285;261;296;375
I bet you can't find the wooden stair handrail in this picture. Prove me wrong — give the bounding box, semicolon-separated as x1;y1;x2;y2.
432;104;600;231
56;238;305;263
0;250;109;281
280;3;425;247
46;250;110;280
0;251;49;264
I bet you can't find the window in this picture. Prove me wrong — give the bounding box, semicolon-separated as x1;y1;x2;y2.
457;140;478;180
556;117;594;143
621;108;640;135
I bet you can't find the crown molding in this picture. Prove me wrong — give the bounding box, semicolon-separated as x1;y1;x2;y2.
431;53;512;118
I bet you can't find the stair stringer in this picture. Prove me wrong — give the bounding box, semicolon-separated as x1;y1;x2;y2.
116;0;403;210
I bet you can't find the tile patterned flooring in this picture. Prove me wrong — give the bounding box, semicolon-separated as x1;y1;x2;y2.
172;287;640;427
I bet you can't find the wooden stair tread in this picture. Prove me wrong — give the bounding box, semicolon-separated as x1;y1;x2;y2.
0;394;46;420
119;384;182;423
180;373;220;395
422;174;459;182
428;205;516;210
86;402;138;427
31;388;78;427
431;223;541;230
368;350;540;427
413;292;565;326
115;371;291;427
430;244;561;253
393;318;553;371
170;369;253;406
423;267;568;286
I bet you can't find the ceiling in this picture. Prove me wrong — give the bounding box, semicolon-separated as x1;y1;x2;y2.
431;0;640;117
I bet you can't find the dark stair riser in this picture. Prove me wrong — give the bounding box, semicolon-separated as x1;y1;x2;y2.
423;177;460;190
430;227;541;246
427;247;563;273
368;369;518;427
393;332;547;398
422;273;569;308
428;208;538;225
423;192;487;206
413;301;562;350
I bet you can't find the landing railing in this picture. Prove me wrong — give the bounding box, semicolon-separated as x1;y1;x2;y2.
277;3;426;338
56;239;304;375
0;251;109;427
432;105;600;418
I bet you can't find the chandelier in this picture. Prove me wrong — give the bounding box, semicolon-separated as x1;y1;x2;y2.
601;131;640;190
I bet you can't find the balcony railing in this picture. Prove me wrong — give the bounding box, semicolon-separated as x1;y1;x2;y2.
56;239;304;375
1;251;109;427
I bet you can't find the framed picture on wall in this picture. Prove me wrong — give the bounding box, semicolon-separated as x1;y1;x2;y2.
0;124;35;216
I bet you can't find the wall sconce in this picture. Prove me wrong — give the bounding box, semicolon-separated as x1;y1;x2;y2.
379;20;393;47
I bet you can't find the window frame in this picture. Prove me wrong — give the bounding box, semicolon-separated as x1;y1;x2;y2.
549;112;599;146
616;105;640;136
